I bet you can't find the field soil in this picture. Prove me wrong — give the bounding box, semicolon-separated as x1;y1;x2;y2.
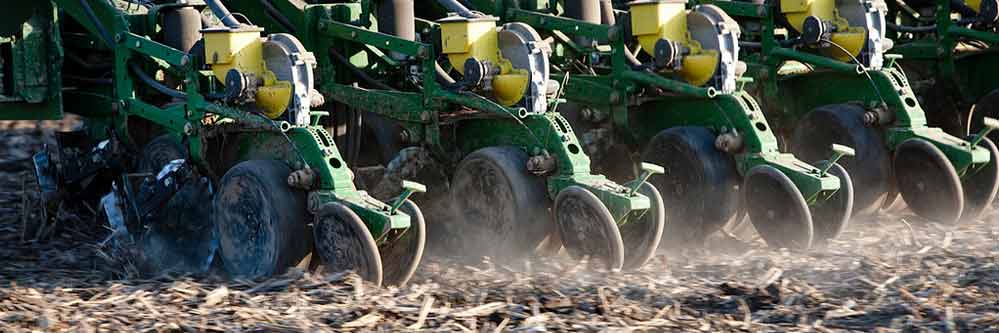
2;121;998;332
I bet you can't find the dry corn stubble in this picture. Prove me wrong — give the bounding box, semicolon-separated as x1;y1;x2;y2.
2;121;999;332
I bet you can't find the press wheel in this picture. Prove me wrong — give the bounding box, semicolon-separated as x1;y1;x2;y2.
378;199;426;286
213;160;312;279
744;165;814;250
135;135;215;275
968;89;999;142
620;182;665;270
313;202;383;285
960;137;999;222
809;161;854;244
893;138;964;224
554;186;625;270
446;146;551;262
641;127;741;248
790;104;891;216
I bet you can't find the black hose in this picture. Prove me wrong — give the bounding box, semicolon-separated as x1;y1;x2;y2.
80;0;113;46
204;0;242;28
951;0;979;18
65;75;113;85
887;22;938;32
436;0;481;18
66;52;112;70
260;0;296;33
328;48;397;91
129;63;188;99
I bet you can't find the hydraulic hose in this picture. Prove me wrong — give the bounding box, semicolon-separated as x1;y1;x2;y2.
80;0;113;46
204;0;242;28
260;0;296;33
887;22;938;32
436;0;481;18
328;48;397;91
129;63;188;99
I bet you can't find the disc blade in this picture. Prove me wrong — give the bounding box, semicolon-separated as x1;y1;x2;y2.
554;186;625;270
314;202;384;286
809;161;854;243
959;137;999;222
379;199;426;286
744;165;814;250
620;182;665;270
893;138;963;224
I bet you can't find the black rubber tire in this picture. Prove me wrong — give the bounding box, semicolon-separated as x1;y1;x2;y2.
810;161;854;244
620;182;665;271
960;137;999;222
744;165;814;250
893;138;964;224
213;160;312;279
446;146;551;262
904;65;967;137
790;104;892;216
641;127;741;248
135;135;215;275
554;186;625;270
137;135;186;174
314;202;384;286
379;199;426;286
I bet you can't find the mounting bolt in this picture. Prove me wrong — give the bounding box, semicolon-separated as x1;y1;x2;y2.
287;168;318;190
609;92;621;104
183;123;194;135
581;108;594;121
715;132;744;153
307;192;323;213
606;26;619;42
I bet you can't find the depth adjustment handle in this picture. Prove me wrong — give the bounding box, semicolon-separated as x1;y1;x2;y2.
628;162;665;196
389;180;427;214
970;117;999;148
819;144;855;177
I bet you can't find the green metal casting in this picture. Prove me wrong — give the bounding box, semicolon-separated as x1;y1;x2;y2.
223;0;654;225
0;0;411;240
487;3;840;202
886;0;999;127
703;0;991;177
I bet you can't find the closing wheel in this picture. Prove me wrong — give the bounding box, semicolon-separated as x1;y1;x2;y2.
790;104;891;216
446;146;551;262
968;89;999;142
893;139;964;224
960;137;999;222
810;161;854;243
314;202;384;285
620;182;665;270
744;165;814;250
213;160;312;279
554;186;625;270
135;135;215;275
641;127;741;248
378;200;426;286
